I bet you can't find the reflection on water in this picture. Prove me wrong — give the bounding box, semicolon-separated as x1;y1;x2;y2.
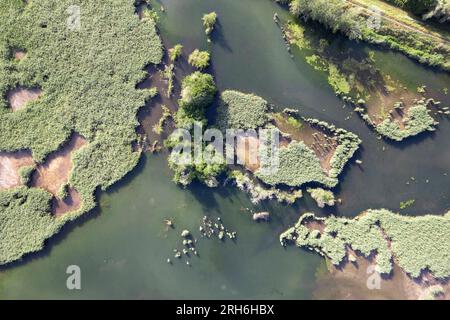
0;0;449;299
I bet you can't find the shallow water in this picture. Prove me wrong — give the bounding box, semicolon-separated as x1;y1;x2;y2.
0;0;449;299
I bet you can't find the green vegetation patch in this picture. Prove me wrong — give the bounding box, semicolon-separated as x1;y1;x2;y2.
202;11;218;36
0;0;163;264
0;187;62;265
215;92;360;189
374;101;438;141
281;209;450;278
216;90;271;131
280;0;450;70
256;140;335;187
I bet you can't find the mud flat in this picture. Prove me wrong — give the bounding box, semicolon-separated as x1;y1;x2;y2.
314;253;449;300
6;87;42;111
0;151;34;190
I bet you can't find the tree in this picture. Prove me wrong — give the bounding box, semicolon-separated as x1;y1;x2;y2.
178;71;216;121
202;12;218;35
188;49;210;69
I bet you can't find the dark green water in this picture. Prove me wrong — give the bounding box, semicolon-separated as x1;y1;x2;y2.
0;0;449;299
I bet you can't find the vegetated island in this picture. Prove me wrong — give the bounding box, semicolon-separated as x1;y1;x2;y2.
165;88;361;205
276;5;448;141
0;0;163;265
281;209;450;299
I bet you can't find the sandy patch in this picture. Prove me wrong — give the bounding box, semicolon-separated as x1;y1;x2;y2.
235;134;260;172
7;87;42;111
0;151;34;190
31;133;86;196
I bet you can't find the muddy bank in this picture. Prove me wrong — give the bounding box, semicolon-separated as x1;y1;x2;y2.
314;253;449;300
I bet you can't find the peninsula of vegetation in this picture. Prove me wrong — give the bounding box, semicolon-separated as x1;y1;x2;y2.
0;0;162;265
276;1;449;141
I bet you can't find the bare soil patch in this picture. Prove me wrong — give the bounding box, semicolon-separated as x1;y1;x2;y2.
31;133;86;196
0;150;34;190
7;87;42;111
236;134;261;172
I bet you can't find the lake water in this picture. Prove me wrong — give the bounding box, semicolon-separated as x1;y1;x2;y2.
0;0;449;299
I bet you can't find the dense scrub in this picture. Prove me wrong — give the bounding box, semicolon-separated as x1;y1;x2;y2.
188;50;210;70
216;90;271;131
175;72;217;127
202;12;218;36
385;0;448;19
0;0;163;264
280;209;450;278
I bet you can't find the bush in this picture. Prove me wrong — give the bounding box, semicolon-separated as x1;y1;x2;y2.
202;12;218;35
169;44;183;62
188;49;210;70
281;209;450;278
178;71;216;123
